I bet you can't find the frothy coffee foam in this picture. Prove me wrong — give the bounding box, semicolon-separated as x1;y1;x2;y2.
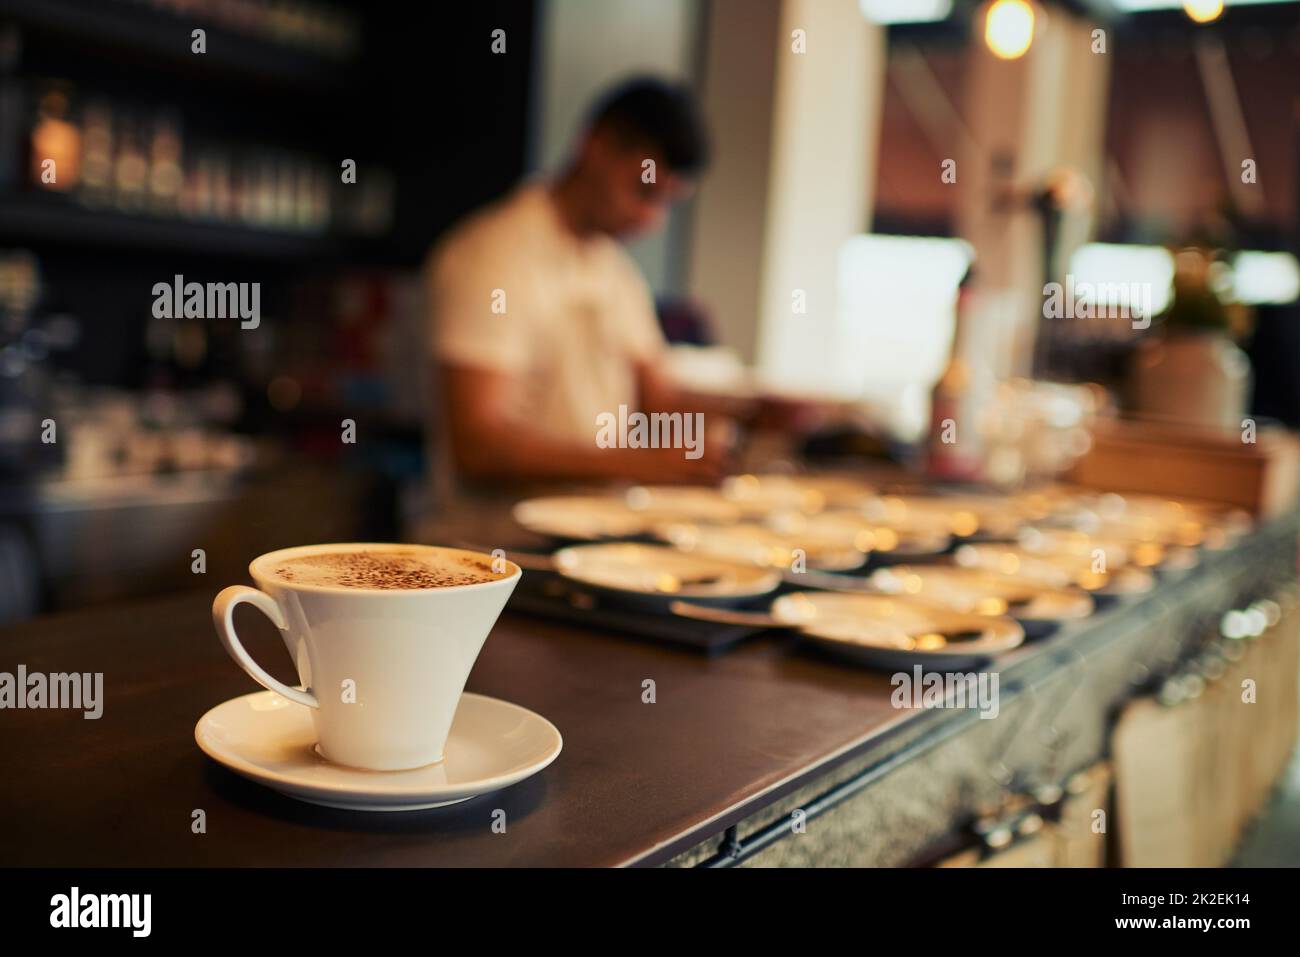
270;549;499;590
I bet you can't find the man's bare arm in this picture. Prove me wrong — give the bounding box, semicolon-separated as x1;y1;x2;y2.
439;363;723;484
636;358;833;433
636;359;758;419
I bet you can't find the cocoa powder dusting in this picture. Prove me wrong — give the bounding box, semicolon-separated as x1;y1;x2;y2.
271;551;498;589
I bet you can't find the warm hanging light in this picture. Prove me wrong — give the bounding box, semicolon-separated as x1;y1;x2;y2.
1183;0;1225;22
985;0;1037;60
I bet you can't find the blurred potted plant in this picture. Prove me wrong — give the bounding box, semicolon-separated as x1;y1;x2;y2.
1130;245;1251;431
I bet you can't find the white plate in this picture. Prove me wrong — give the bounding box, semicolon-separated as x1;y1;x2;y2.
860;495;1024;539
656;521;868;572
1036;487;1251;549
552;541;781;601
1017;527;1199;572
867;565;1094;621
1016;529;1132;568
722;473;875;513
512;488;743;541
512;496;652;540
953;543;1155;595
771;591;1024;669
196;691;562;812
771;509;952;558
623;485;743;524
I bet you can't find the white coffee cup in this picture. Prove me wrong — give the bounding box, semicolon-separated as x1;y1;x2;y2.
211;543;521;771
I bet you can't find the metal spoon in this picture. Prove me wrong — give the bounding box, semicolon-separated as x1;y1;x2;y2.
668;600;989;645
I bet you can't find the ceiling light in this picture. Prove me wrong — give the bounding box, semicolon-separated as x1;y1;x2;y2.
1184;0;1225;21
985;1;1037;60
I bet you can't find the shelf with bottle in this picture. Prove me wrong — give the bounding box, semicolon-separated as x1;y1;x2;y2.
1;79;393;258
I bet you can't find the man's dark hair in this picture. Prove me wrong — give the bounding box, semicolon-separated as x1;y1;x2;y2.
588;77;710;176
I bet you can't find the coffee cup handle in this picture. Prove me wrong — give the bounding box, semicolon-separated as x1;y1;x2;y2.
212;586;319;709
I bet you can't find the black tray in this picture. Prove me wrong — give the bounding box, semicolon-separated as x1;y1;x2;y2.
509;572;765;653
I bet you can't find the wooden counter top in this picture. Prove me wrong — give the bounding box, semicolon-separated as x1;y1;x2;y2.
1;513;1294;867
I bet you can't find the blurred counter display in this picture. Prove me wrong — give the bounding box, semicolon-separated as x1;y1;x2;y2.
49;385;259;480
0;259;417;621
0;463;395;620
926;378;1110;489
657;343;1108;489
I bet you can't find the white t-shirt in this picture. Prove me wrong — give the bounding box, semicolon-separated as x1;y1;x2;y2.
427;182;666;446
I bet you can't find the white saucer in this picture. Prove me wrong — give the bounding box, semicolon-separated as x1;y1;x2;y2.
196;691;562;811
